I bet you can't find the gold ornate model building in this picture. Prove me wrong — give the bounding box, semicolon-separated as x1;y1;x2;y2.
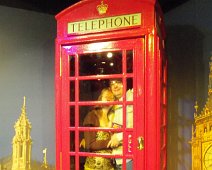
12;96;32;170
191;59;212;170
0;97;55;170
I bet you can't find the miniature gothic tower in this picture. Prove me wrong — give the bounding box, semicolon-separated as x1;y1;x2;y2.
41;148;48;169
12;97;32;170
191;58;212;170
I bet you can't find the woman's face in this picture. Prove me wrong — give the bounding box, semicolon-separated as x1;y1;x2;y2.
101;90;115;102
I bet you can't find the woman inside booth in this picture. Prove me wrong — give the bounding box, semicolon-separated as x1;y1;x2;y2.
83;88;116;170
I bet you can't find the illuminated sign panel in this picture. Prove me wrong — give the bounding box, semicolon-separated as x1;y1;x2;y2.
68;13;141;34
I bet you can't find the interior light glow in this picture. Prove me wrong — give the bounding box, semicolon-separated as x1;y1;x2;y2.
87;42;111;52
110;62;114;66
107;52;113;58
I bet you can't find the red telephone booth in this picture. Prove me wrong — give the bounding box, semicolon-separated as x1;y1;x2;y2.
55;0;167;169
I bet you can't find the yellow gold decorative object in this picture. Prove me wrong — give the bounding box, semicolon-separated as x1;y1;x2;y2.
12;96;32;170
0;97;56;170
41;148;48;169
97;1;108;15
209;57;212;95
191;58;212;170
137;136;144;150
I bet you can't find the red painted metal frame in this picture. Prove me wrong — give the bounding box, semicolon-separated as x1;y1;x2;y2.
55;0;167;169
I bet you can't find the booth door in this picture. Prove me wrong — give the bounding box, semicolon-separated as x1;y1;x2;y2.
60;38;145;170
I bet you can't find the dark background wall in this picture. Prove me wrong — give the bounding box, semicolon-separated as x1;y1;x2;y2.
0;5;56;164
165;0;212;169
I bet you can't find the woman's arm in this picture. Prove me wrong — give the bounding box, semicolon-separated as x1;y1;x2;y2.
83;110;111;151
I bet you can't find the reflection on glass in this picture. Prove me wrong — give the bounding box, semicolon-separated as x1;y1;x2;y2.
127;50;133;73
70;106;75;127
70;156;75;170
70;131;75;152
79;79;109;101
70;81;75;101
79;51;122;76
126;159;133;170
69;55;75;76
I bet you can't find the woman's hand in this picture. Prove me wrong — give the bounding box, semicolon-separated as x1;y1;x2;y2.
107;133;121;148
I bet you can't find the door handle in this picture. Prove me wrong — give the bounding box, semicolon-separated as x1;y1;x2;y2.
137;136;144;150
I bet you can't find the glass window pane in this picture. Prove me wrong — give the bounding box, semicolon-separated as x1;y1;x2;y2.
127;78;133;92
69;55;75;76
126;105;133;128
79;51;122;76
79;79;109;101
79;157;86;170
79;131;86;152
80;105;116;127
70;81;75;101
127;50;133;73
79;106;93;127
112;104;123;128
70;156;75;170
83;155;115;170
114;157;124;169
70;106;75;127
79;130;114;152
111;133;123;155
126;159;133;170
126;78;133;128
109;79;124;101
70;131;75;152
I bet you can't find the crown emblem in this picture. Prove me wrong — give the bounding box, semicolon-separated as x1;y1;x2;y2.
97;1;108;15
